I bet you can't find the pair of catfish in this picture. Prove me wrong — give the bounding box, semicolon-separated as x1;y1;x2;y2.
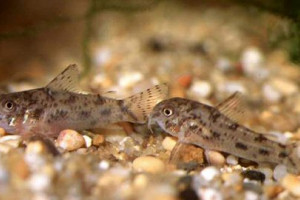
1;64;300;174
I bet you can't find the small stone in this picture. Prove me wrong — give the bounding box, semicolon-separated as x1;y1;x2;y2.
241;47;264;76
162;137;177;151
57;129;85;151
26;141;48;154
133;156;165;173
198;188;222;200
0;135;21;147
28;173;51;192
281;174;300;197
205;150;225;167
170;143;204;165
273;164;287;181
218;81;247;94
0;127;6;136
133;174;148;189
189;80;212;98
93;134;105;146
98;160;110;170
242;170;265;183
0;143;12;153
83;135;92;148
226;155;238;165
118;71;144;88
262;84;281;103
177;75;192;88
222;172;242;186
216;57;233;72
200;166;220;182
257;167;273;181
269;77;298;96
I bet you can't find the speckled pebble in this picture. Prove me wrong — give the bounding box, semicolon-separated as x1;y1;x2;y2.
133;156;165;173
162;137;177;151
57;129;85;151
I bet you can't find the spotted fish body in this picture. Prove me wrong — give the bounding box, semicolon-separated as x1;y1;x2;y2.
149;96;300;174
0;64;168;137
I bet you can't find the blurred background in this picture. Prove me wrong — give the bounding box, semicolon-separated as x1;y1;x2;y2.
0;0;299;82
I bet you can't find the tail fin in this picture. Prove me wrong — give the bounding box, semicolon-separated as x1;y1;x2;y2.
283;143;300;174
121;83;168;123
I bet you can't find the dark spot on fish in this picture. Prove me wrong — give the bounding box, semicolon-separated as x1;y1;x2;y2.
229;123;238;130
100;108;111;116
277;143;286;149
212;131;220;138
258;148;269;155
235;142;248;150
32;108;44;119
90;120;97;126
65;94;77;104
94;95;105;105
254;135;268;142
210;111;221;123
278;151;288;158
80;111;91;118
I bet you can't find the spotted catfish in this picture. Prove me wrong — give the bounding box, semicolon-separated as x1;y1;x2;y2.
0;64;168;137
149;93;300;174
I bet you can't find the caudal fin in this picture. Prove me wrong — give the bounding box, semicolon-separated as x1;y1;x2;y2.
122;83;168;123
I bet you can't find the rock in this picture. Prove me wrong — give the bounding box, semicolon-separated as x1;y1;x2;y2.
205;150;225;167
218;81;247;94
222;172;242;186
83;135;92;148
98;160;110;170
0;135;21;148
257;167;273;182
242;170;265;183
216;57;233;72
273;164;287;181
188;80;212;98
28;173;51;192
170;143;204;165
281;174;300;197
132;156;165;173
241;47;264;76
93;135;105;146
133;174;148;189
262;83;281;103
26;141;48;154
162;137;177;151
199;166;220;182
0;143;12;153
0;128;6;136
269;77;298;96
177;74;192;88
226;155;238;165
118;71;144;88
57;129;85;151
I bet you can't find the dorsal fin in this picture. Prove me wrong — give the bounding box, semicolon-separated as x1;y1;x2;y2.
46;64;80;92
216;92;248;123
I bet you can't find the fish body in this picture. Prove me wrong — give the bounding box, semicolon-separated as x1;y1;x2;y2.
149;96;300;174
0;64;168;137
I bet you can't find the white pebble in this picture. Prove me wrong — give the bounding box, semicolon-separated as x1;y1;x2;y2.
189;80;212;98
270;78;298;96
241;47;264;76
216;57;232;72
99;160;110;170
132;156;165;173
245;190;260;200
0;143;12;153
83;135;92;148
262;84;281;103
226;155;238;165
218;81;247;94
118;71;144;88
198;188;222;200
200;166;220;182
57;129;85;151
162;137;177;151
28;173;51;192
273;164;287;181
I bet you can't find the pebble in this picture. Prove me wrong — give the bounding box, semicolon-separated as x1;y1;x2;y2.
98;160;110;170
241;47;264;76
0;127;6;136
222;172;242;186
198;188;222;200
26;141;48;154
273;164;287;181
177;74;192;88
226;155;238;165
0;143;12;153
257;167;273;182
118;71;144;88
281;174;300;197
0;135;21;148
218;81;247;94
241;170;265;183
57;129;85;151
269;77;298;96
262;83;281;102
83;135;92;148
132;156;165;173
28;173;51;192
162;137;177;151
199;166;220;182
188;80;212;98
204;150;225;166
93;135;105;146
133;174;149;189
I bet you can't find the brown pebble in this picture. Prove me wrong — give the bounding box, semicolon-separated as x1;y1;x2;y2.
93;135;105;146
177;75;192;88
170;143;204;164
0;127;6;136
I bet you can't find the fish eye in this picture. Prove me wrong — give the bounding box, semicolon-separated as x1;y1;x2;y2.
163;108;173;117
3;100;15;111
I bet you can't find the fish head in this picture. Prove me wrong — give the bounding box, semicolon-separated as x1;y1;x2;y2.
0;90;43;134
148;97;192;137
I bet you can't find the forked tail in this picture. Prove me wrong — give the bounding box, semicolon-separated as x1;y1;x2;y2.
121;83;168;123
